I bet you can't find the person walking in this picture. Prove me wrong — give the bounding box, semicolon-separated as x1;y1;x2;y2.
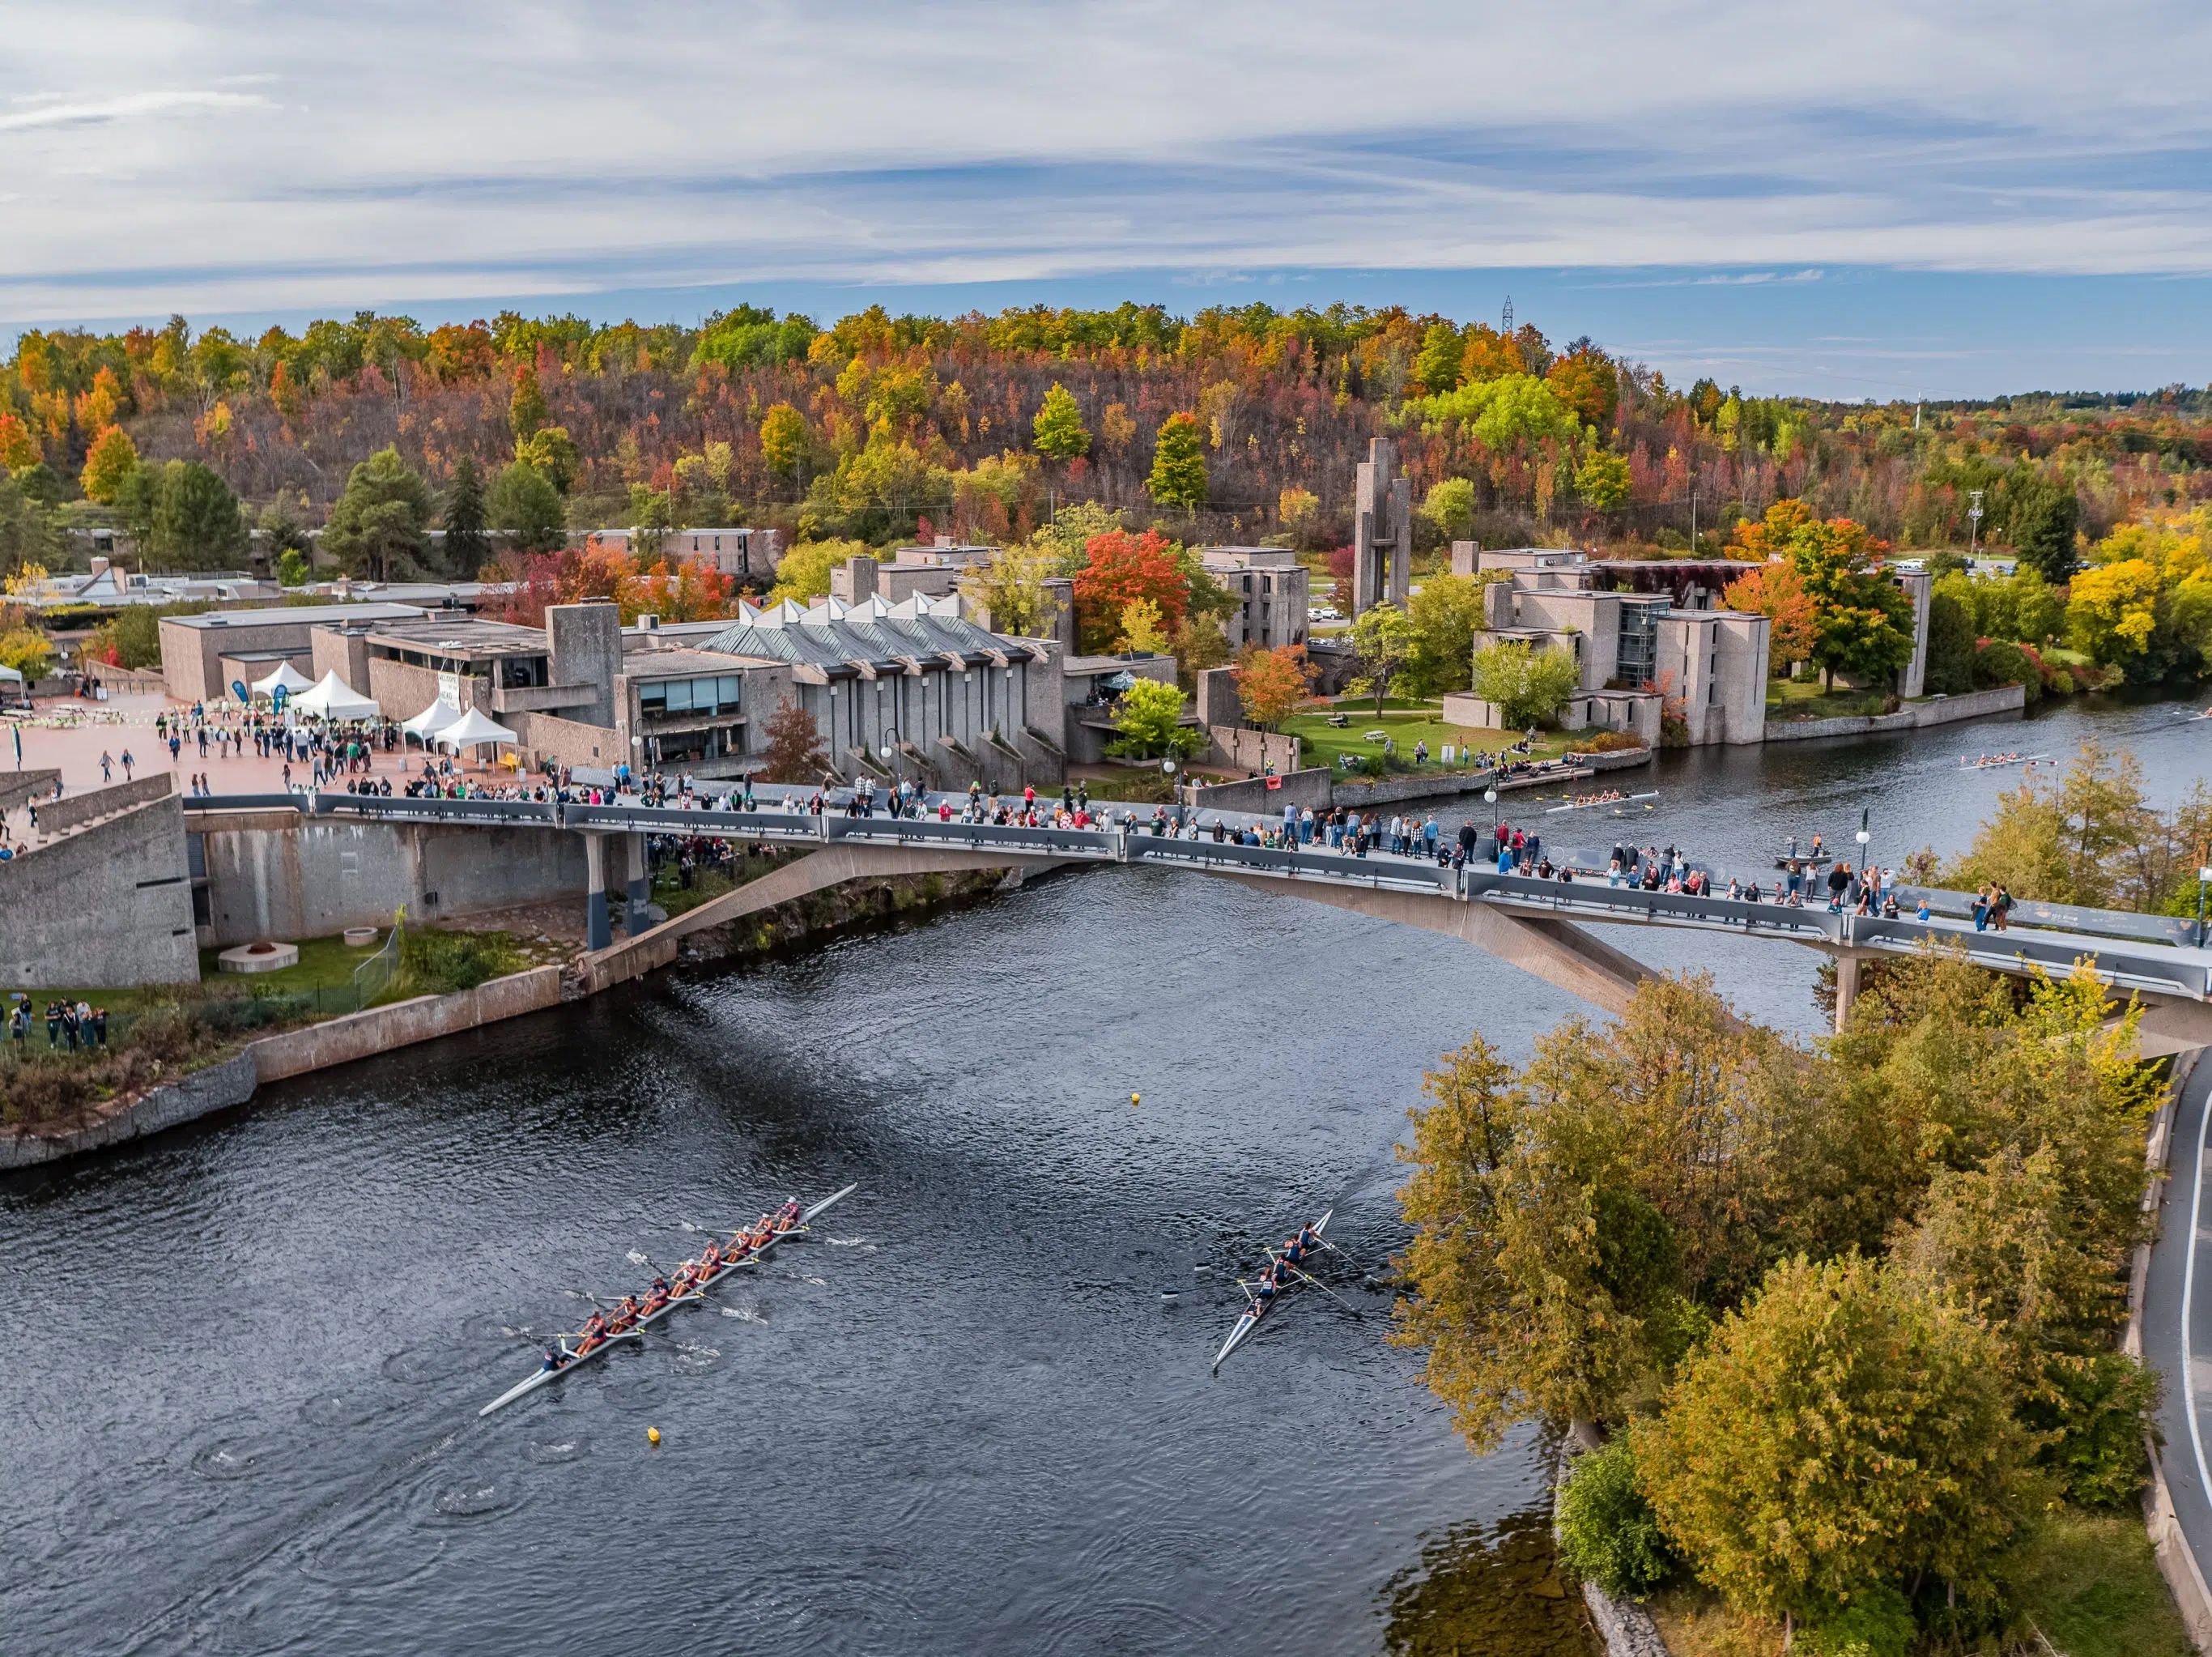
1972;886;1991;931
1992;884;2014;932
100;750;113;783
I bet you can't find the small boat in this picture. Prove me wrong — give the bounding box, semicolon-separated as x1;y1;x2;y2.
1210;1209;1331;1373
479;1183;857;1417
1959;752;2048;770
1544;790;1657;816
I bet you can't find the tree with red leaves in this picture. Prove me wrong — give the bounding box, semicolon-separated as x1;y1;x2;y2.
1071;528;1188;653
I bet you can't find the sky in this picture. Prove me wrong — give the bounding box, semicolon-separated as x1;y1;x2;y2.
3;0;2211;399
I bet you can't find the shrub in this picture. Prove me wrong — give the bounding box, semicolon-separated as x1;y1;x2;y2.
389;929;527;999
1581;730;1647;753
1972;639;2044;705
1555;1437;1676;1597
1804;1585;1916;1657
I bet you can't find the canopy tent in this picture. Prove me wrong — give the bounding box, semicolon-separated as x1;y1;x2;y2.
288;670;380;721
0;664;22;684
436;707;519;751
400;701;461;743
249;662;315;698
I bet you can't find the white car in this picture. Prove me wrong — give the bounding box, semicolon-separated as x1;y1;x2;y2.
1308;606;1342;622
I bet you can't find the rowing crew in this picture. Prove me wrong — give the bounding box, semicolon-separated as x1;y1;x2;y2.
1247;1221;1325;1310
1963;751;2031;767
536;1197;808;1371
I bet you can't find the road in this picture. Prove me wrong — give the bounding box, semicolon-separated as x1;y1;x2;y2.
2141;1051;2212;1613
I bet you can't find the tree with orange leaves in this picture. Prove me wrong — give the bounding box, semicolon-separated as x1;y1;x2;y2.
1721;559;1818;667
1232;643;1317;729
1072;528;1188;652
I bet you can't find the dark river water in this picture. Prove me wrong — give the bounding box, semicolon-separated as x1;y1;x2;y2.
4;692;2207;1657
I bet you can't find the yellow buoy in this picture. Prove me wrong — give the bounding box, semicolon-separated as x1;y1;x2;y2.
646;1426;661;1446
1130;1093;1141;1107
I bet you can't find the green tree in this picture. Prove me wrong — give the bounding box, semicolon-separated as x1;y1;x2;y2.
515;425;579;493
441;454;491;573
766;537;868;603
79;425;139;504
508;367;548;439
1634;1254;2037;1634
487;462;566;554
2005;471;2081;584
1470;640;1581;727
1555;1438;1677;1598
1116;597;1173;655
276;547;311;588
1574;449;1632;513
1347;602;1412;711
112;463;159;567
1923;589;1975;694
958;537;1060;636
1406;373;1578;450
149;459;245;570
322;445;432;581
759;402;810;480
1104;676;1202;759
1146;412;1208;510
0;472;61;581
1403;572;1491;695
1413;322;1465;396
1032;382;1092;461
1419;476;1477;543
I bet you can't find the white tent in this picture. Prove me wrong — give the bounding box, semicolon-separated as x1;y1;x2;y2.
436;706;519;751
400;701;460;743
289;670;380;721
250;661;315;697
0;663;21;684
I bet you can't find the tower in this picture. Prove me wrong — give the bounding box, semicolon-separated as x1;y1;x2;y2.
1351;437;1412;615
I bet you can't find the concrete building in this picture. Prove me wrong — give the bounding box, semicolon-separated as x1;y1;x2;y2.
830;539;999;606
159;603;432;705
1462;547;1771;746
1350;437;1412;615
700;592;1064;791
1198;547;1309;650
579;527;780;581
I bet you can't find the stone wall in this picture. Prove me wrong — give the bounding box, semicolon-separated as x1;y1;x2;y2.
0;1050;259;1169
0;769;61;811
1762;682;2026;742
2;790;198;987
1183;768;1334;814
40;770;173;833
196;816;587;944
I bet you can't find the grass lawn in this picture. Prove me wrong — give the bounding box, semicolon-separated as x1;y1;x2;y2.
1282;704;1585;774
2014;1508;2193;1657
1648;1506;2189;1657
650;850;797;918
197;931;388;995
1766;676;1894;721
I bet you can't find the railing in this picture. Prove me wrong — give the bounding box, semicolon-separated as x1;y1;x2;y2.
171;791;2212;1000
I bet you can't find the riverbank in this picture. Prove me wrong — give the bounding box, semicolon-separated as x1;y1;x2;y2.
0;859;1029;1168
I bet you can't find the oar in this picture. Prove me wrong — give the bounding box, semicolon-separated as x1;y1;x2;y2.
1278;1262;1364;1318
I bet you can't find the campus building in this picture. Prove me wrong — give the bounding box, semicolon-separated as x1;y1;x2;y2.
1197;547;1310;650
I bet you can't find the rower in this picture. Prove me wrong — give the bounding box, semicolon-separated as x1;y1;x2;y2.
642;1276;671;1311
609;1293;643;1330
777;1196;802;1229
1295;1222;1321;1254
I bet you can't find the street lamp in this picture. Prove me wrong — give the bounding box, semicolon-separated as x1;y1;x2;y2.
1856;807;1872;900
1967;489;1984;564
2197;864;2211;948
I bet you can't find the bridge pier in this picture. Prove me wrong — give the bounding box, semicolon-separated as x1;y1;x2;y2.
625;832;651;935
1832;949;1874;1034
583;833;613;951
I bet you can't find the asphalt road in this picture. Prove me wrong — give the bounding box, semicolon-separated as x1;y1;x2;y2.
2142;1053;2212;1592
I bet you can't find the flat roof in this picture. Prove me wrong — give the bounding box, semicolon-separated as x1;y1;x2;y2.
364;617;548;658
624;647;778;678
165;603;430;630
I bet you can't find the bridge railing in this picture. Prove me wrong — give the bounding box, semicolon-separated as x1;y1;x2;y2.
820;814;1116;860
1472;871;1848;944
181;792;307;813
315;792;561;827
564;803;823;844
1124;833;1461;897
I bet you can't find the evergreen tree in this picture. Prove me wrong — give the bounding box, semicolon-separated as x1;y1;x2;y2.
2006;471;2082;583
149;460;245;571
1146;411;1208;510
1032;382;1091;461
442;454;491;573
488;462;566;554
322;445;432;580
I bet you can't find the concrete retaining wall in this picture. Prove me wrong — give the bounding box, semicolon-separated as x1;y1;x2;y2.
1185;768;1334;814
1763;682;2026;742
2;792;198;987
0;967;565;1168
0;769;61;812
197;817;588;945
250;965;564;1081
0;1050;260;1169
40;770;172;834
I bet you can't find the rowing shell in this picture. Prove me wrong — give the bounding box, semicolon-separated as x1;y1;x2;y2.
1959;754;2048;769
1543;791;1657;816
1210;1209;1331;1374
478;1182;857;1417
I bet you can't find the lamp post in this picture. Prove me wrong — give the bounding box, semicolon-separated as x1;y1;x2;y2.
1857;807;1872;901
2197;863;2211;948
1967;489;1984;564
880;726;900;811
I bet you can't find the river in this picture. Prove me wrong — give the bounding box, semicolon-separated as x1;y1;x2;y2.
3;691;2206;1657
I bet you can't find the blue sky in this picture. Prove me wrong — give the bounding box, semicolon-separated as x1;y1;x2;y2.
3;1;2210;399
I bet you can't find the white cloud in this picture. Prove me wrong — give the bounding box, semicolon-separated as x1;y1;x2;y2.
2;1;2211;322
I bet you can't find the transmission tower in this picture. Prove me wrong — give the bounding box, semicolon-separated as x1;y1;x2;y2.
1500;296;1514;332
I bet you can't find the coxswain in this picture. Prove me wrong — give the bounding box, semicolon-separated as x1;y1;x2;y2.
541;1344;570;1373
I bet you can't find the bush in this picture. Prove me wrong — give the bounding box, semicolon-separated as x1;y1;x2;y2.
1580;729;1647;753
389;929;526;999
1555;1438;1676;1598
1804;1585;1916;1657
1972;639;2043;705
